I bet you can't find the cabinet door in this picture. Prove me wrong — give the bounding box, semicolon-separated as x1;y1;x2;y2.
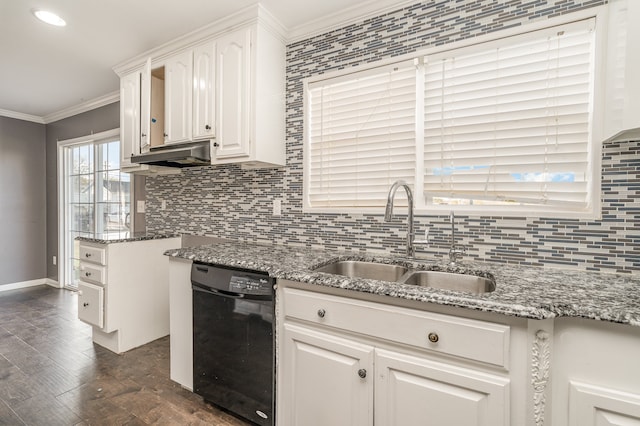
279;323;373;426
78;282;104;329
375;349;509;426
214;27;251;160
165;50;193;144
193;41;216;140
139;58;152;153
569;381;640;426
120;70;141;167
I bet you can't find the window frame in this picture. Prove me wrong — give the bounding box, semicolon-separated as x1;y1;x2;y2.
57;128;132;290
302;7;607;219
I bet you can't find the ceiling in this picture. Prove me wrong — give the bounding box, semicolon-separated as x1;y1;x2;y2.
0;0;408;122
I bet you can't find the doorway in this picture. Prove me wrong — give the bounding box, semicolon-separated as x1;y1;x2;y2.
58;129;131;289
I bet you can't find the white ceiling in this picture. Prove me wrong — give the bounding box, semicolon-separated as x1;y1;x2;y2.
0;0;410;122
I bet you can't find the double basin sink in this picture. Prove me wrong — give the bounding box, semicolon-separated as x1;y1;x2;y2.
313;260;495;294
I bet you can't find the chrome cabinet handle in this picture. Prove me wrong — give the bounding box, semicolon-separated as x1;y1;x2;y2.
428;332;439;343
358;369;367;378
317;309;326;318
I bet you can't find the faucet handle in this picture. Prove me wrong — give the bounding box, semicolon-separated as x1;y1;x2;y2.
449;243;466;264
452;243;466;253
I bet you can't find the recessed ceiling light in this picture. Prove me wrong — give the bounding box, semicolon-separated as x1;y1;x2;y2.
32;10;66;27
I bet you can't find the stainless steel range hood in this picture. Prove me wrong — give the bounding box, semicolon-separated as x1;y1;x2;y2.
131;141;211;168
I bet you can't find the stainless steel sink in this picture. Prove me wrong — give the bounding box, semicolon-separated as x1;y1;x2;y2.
400;270;495;294
313;260;496;294
313;261;408;282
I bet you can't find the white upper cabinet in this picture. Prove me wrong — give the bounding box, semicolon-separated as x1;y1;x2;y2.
114;6;286;171
192;41;216;141
164;50;193;144
214;28;251;160
120;70;141;168
603;0;640;141
211;23;286;167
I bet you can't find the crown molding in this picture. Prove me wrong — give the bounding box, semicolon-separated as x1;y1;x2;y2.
0;91;120;125
112;4;287;77
43;90;120;124
1;1;411;126
286;0;415;43
0;109;45;124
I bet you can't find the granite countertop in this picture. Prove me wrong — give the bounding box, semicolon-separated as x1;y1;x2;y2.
76;233;181;245
164;241;640;326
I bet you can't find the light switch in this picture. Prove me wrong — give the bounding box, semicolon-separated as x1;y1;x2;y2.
137;200;146;213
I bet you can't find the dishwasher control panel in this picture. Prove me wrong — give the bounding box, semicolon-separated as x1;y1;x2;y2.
191;262;274;297
229;275;272;295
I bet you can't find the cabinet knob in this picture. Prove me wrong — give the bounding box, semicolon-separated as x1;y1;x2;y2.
213;142;219;147
83;302;89;307
85;272;91;277
317;309;326;318
164;133;168;137
428;332;439;343
205;124;211;130
85;253;91;258
358;369;367;379
141;133;147;138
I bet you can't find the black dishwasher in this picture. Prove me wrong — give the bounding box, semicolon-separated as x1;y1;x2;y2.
191;262;275;426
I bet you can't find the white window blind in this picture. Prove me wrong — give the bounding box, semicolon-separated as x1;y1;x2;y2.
307;62;417;208
424;19;596;210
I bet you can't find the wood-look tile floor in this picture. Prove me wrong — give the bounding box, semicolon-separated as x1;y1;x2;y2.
0;285;251;426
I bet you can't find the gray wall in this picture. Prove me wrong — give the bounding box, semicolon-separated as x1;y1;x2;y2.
0;117;46;287
45;102;120;282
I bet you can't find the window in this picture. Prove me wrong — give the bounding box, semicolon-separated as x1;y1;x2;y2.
424;19;596;213
304;17;601;218
306;62;417;208
59;130;131;289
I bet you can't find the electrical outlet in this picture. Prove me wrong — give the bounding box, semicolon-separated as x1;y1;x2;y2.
52;255;57;266
136;200;146;213
273;199;282;216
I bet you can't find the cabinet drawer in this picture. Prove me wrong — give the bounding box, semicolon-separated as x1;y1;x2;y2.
283;288;510;368
79;245;106;265
78;282;104;328
79;262;106;285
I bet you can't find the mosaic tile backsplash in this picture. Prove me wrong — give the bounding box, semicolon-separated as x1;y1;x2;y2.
146;0;640;274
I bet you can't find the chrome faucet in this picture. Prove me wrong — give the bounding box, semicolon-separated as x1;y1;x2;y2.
448;211;466;265
384;180;428;257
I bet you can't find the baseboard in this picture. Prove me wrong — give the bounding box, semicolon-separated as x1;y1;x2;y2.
45;278;61;288
0;278;51;292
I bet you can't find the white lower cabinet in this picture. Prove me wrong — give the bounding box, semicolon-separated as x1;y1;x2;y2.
569;381;640;426
77;281;104;329
277;284;512;426
281;324;373;426
552;318;640;426
77;237;181;354
375;349;509;426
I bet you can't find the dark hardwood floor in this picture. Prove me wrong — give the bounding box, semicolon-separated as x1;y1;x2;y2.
0;285;250;426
